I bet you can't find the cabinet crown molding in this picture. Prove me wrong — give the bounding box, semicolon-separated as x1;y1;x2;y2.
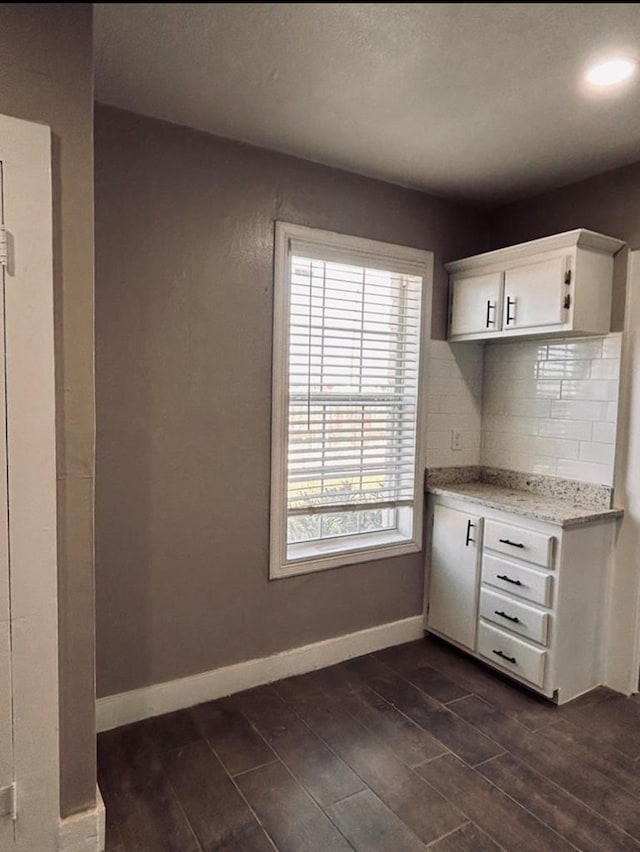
445;229;625;274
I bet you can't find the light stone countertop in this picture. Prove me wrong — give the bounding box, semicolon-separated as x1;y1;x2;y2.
426;468;623;528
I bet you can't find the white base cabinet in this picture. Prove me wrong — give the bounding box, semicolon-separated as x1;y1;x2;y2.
425;494;616;704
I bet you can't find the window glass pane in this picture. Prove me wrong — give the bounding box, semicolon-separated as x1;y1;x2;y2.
287;514;320;544
358;506;397;533
320;511;359;539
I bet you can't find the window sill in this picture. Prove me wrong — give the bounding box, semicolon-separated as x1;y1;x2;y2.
270;531;421;579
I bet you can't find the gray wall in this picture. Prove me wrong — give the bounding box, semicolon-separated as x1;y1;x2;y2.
0;4;95;817
95;105;488;698
490;161;640;331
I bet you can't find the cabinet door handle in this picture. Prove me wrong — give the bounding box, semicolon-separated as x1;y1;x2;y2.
505;296;516;325
493;649;517;664
495;610;519;624
496;573;522;586
465;519;475;547
486;300;496;328
499;538;524;549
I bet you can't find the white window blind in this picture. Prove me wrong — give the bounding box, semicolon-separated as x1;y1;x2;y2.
271;223;431;577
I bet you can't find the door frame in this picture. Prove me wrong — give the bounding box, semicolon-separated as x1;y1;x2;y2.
607;249;640;695
1;113;59;849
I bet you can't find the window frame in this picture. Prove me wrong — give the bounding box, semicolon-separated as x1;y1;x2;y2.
270;221;433;579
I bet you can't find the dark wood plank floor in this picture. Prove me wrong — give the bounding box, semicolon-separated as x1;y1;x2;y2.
98;636;640;852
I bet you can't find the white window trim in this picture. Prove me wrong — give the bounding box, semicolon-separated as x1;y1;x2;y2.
269;222;433;579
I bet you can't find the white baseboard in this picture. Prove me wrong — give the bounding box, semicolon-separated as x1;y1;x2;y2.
58;786;105;852
97;615;424;732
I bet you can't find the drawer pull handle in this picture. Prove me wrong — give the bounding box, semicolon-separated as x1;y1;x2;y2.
493;649;517;664
495;609;519;623
499;538;524;549
496;574;522;586
505;296;516;325
465;519;475;547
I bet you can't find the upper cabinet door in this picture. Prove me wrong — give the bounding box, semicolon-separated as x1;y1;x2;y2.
450;271;503;337
503;256;568;331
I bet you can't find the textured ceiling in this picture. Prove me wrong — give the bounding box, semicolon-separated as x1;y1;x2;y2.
94;3;640;203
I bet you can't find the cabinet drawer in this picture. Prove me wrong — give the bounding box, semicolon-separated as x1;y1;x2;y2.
479;587;549;646
484;519;554;568
482;554;553;607
478;620;547;688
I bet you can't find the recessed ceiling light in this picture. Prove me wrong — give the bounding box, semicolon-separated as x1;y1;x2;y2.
585;57;637;87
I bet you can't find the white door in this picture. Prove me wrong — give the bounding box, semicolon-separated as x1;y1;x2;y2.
427;504;483;649
503;255;569;331
0;115;59;851
449;271;503;337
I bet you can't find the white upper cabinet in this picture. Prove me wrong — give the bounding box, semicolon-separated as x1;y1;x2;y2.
446;230;624;342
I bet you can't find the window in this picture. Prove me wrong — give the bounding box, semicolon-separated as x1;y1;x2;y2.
270;223;432;578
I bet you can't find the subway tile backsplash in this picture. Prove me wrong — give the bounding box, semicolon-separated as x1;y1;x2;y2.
425;334;622;486
425;340;483;469
480;334;622;485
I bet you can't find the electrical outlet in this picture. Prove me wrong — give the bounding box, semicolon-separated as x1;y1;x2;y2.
451;428;462;451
